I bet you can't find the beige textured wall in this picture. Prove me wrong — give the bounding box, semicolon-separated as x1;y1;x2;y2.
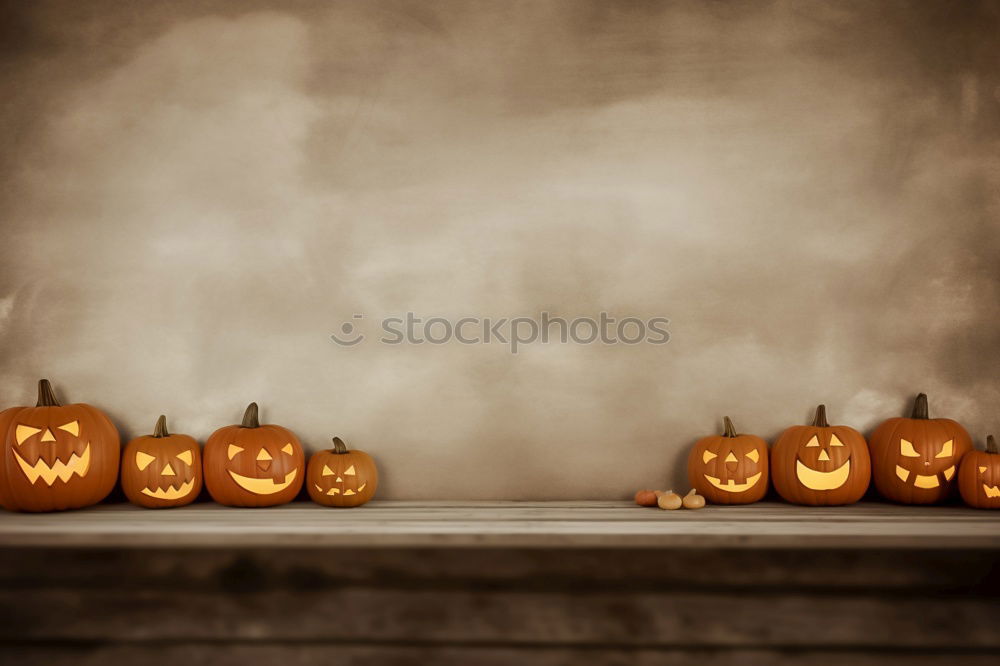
1;0;998;499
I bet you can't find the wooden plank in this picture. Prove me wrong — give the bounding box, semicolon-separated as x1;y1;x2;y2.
4;644;999;666
0;547;995;590
2;588;997;647
0;501;997;548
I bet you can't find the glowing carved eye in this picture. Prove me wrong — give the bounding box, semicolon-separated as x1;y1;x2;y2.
344;465;356;476
900;439;919;457
805;436;820;448
829;434;844;447
281;443;294;455
979;466;988;473
702;451;717;464
15;425;41;445
58;421;79;436
227;444;244;460
176;450;193;466
745;449;759;463
935;440;953;459
136;452;155;471
321;465;335;476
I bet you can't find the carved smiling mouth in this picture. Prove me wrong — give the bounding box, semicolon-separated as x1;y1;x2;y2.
983;484;1000;499
229;468;297;494
704;472;762;493
796;459;850;490
13;444;91;485
895;465;955;489
141;478;196;500
314;482;367;497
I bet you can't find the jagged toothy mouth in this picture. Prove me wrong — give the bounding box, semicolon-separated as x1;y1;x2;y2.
141;478;196;500
229;468;297;494
704;472;762;493
13;444;91;485
983;484;1000;499
314;482;367;496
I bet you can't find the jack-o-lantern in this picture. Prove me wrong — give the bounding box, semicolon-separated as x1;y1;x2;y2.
869;393;971;504
121;415;201;509
958;435;1000;509
0;379;120;512
687;416;769;505
771;405;870;506
306;437;378;507
203;402;304;507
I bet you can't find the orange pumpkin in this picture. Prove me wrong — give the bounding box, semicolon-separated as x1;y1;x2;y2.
203;403;305;507
869;393;971;504
306;437;378;507
958;435;1000;509
771;405;870;506
121;415;202;509
0;379;120;512
687;416;768;505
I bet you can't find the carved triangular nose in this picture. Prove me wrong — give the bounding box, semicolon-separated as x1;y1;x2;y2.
41;429;56;443
724;452;738;463
818;450;831;462
161;463;175;476
257;449;272;462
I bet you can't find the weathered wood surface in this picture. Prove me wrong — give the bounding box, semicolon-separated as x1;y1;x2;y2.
0;500;997;548
0;548;996;665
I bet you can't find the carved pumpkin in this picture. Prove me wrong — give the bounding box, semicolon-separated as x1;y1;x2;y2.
771;405;870;506
869;393;971;504
121;415;201;509
306;437;378;507
958;435;1000;509
203;403;304;507
687;416;769;505
0;379;120;512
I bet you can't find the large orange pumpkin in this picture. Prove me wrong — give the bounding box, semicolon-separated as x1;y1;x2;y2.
771;405;870;506
958;435;1000;509
869;393;971;504
0;379;120;512
121;415;202;509
687;416;769;505
203;402;305;507
306;437;378;507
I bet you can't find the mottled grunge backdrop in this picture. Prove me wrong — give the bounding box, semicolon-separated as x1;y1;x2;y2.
1;0;998;499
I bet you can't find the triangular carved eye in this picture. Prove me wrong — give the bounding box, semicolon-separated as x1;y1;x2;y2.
281;443;294;455
227;444;244;460
935;440;953;459
322;465;335;476
829;434;844;447
702;451;717;464
344;465;356;476
176;450;193;466
136;452;155;471
58;421;79;436
805;436;820;448
745;449;760;463
16;425;41;445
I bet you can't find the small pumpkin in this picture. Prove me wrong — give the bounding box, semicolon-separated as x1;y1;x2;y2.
771;405;870;506
958;435;1000;509
869;393;971;504
687;416;769;505
307;437;378;507
0;379;120;512
203;402;305;507
121;415;202;509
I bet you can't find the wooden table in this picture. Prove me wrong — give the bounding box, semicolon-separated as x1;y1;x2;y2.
0;500;997;548
1;501;997;665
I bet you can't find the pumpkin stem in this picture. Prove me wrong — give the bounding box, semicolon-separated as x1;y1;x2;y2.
332;436;349;454
723;416;737;438
910;393;929;419
812;404;829;427
987;435;997;455
241;402;260;428
36;379;61;407
153;415;169;438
